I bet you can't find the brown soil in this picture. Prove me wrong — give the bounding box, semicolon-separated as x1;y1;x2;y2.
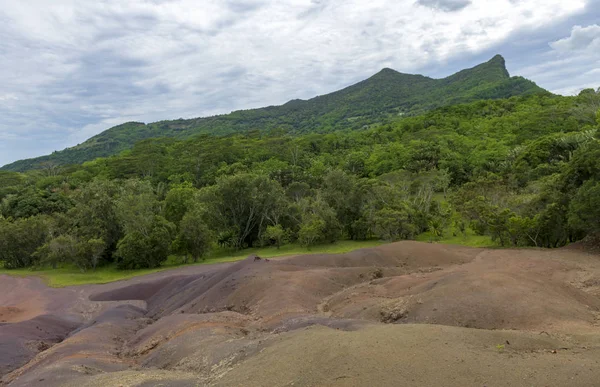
2;241;600;386
0;307;26;323
567;233;600;255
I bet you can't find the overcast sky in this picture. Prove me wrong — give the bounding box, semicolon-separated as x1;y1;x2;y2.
1;0;599;167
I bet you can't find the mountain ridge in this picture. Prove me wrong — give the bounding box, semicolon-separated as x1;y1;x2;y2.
2;55;548;172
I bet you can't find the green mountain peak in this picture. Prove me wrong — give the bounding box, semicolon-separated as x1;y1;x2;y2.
1;55;547;172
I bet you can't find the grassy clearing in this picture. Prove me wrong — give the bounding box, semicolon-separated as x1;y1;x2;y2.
0;240;384;288
0;234;497;288
0;265;169;288
415;229;498;248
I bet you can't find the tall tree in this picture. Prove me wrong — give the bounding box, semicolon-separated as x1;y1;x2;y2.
0;216;49;269
199;173;287;248
173;206;214;263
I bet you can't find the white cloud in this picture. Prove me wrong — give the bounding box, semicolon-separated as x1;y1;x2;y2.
0;0;592;166
517;24;600;95
550;24;600;51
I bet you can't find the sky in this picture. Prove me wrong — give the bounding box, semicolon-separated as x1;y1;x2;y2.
0;0;599;167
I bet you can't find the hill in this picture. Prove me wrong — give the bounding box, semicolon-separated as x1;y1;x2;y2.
2;242;600;385
1;55;546;172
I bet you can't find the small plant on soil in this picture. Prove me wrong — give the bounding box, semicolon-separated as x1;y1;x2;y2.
371;268;383;280
380;304;407;323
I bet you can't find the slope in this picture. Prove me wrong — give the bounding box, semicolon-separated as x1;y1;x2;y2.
2;55;547;172
3;241;600;386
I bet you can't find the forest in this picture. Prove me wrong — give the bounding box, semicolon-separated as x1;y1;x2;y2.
0;89;599;271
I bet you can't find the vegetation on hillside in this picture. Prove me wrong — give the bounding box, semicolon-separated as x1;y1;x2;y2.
1;55;545;172
1;88;599;273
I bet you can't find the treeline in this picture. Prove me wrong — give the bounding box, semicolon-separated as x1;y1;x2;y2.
1;90;599;271
0;169;451;270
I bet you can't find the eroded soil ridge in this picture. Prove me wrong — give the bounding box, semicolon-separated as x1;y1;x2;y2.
2;241;600;386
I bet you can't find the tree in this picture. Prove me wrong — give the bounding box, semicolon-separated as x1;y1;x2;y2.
568;180;600;235
459;195;514;246
115;179;161;236
487;208;513;246
130;138;175;179
298;195;341;244
164;182;197;224
372;207;415;241
507;215;540;247
286;182;311;203
115;216;175;269
34;234;77;270
427;219;443;242
1;187;72;219
264;224;285;249
298;216;326;247
80;238;106;270
532;202;570;248
573;88;600;125
174;207;213;262
321;170;375;239
199;173;287;249
34;234;106;272
68;179;121;264
112;180;176;268
0;171;25;201
0;216;49;269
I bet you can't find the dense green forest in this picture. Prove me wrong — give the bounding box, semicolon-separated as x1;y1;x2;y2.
1;88;598;271
1;55;544;172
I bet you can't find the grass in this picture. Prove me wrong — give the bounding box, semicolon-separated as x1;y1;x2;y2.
0;233;498;288
0;265;170;288
415;228;498;248
0;240;384;288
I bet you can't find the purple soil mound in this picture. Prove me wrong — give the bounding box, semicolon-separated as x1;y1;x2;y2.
0;314;80;376
4;242;600;386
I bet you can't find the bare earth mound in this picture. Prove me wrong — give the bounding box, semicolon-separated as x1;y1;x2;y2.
2;241;600;386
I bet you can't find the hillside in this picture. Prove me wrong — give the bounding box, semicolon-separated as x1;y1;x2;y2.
1;55;546;172
3;90;599;273
2;82;600;387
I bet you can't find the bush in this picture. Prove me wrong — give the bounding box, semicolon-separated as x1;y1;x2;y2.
115;216;175;269
0;216;49;269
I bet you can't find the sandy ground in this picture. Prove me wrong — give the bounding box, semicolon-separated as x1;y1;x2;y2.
1;241;600;386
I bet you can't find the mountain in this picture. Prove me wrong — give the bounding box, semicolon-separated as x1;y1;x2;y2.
2;55;547;172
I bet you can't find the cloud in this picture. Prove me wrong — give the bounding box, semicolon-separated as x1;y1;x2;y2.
510;22;600;95
517;56;598;95
550;24;600;51
0;0;593;166
416;0;471;12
